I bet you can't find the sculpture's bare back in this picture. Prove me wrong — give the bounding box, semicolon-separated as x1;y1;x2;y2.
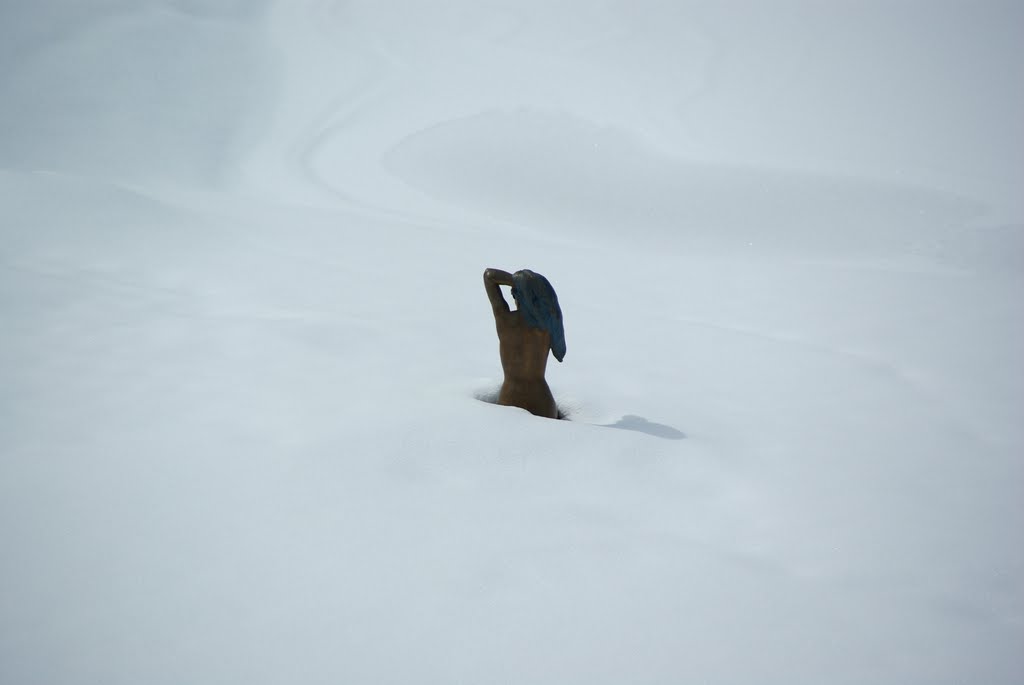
483;268;564;419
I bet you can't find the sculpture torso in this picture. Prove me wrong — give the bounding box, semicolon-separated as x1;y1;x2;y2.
483;268;562;419
493;310;557;419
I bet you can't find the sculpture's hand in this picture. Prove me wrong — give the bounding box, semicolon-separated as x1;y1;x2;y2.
484;268;514;286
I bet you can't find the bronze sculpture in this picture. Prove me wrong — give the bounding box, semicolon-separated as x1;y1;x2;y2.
483;268;566;419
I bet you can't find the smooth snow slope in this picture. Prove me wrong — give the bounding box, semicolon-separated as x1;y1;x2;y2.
2;1;1022;683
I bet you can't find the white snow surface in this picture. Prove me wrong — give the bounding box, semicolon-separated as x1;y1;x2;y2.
2;1;1023;683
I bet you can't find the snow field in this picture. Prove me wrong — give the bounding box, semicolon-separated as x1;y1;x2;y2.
2;1;1022;683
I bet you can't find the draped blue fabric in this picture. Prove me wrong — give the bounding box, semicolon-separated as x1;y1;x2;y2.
511;269;566;362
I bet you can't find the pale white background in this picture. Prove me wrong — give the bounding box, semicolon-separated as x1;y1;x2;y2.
2;1;1022;683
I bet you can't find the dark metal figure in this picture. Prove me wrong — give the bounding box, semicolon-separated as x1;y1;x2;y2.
483;268;566;419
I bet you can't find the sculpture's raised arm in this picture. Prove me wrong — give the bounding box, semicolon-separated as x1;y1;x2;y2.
483;268;514;316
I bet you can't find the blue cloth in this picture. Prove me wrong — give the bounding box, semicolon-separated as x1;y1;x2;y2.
511;269;566;362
